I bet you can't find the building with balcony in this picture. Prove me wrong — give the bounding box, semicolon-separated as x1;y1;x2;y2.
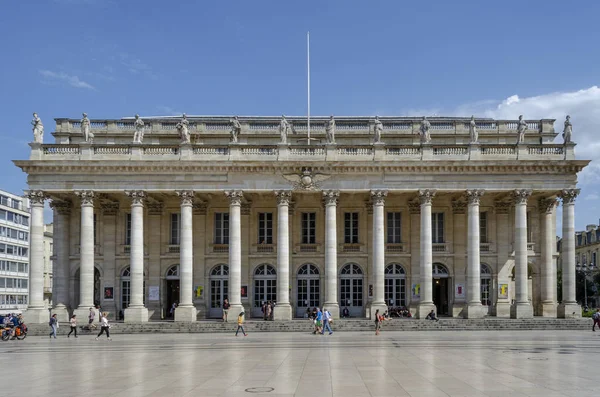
0;190;30;314
14;115;589;323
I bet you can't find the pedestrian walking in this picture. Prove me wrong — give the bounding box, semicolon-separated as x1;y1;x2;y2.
222;298;230;322
266;301;273;321
49;314;58;338
67;315;78;338
95;312;111;341
321;307;333;335
374;309;383;336
593;308;600;331
235;312;247;336
88;307;96;330
315;308;323;334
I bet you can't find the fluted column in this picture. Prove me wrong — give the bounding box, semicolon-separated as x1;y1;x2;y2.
511;189;533;318
417;189;436;318
23;191;48;323
225;190;244;318
323;190;340;319
50;199;71;322
558;189;581;318
124;191;148;322
540;198;558;317
74;190;95;313
465;190;484;318
175;191;196;322
371;190;387;318
273;191;292;320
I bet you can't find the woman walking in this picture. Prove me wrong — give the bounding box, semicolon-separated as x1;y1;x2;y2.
235;312;247;336
374;309;383;336
49;314;58;339
95;312;111;341
67;315;78;338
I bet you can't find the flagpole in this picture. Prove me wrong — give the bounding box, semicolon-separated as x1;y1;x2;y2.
307;31;311;145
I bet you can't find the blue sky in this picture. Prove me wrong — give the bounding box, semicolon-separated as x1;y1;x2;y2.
1;0;599;231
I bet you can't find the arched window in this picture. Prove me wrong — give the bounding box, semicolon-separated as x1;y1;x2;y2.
340;263;364;316
253;264;276;317
432;263;449;278
480;264;492;306
166;264;179;279
297;264;320;315
341;263;363;275
211;264;229;276
298;264;319;275
385;263;406;307
120;266;146;313
209;264;229;317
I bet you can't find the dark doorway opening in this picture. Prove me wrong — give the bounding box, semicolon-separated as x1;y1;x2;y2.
432;278;449;315
166;280;180;318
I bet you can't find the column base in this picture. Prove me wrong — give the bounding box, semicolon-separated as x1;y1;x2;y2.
51;305;70;323
227;304;244;320
416;303;436;319
273;303;292;320
558;302;581;318
323;302;339;319
74;307;98;324
495;302;511;318
23;307;50;324
463;303;486;319
174;305;197;322
510;302;533;318
124;306;149;323
541;302;557;318
370;302;388;320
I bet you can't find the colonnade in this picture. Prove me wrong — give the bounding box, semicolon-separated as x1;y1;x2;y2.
22;188;581;323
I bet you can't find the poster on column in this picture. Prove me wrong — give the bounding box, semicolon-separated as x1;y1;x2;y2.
103;287;114;301
148;286;160;301
455;284;465;299
411;284;420;299
499;284;509;299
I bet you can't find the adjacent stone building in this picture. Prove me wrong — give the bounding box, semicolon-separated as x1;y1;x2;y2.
14;115;589;323
43;223;53;305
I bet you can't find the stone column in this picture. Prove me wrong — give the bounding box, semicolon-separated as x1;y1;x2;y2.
465;190;485;318
225;190;244;318
73;190;96;321
50;199;71;322
540;198;558;317
417;189;436;318
274;190;292;320
24;191;49;323
558;189;581;318
124;191;149;322
370;190;388;319
511;189;533;318
175;191;196;322
323;190;340;319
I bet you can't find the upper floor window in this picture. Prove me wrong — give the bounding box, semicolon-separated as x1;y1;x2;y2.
344;212;359;244
125;213;132;245
258;212;273;244
480;212;488;243
301;213;316;244
170;213;180;245
387;212;401;243
432;212;444;243
214;212;229;245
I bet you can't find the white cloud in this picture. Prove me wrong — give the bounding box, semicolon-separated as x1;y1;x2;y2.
584;193;599;201
39;70;95;90
119;53;157;79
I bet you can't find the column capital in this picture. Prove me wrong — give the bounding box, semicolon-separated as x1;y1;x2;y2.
225;190;244;206
494;200;511;215
126;190;146;206
275;190;292;206
560;189;580;205
50;199;71;215
100;202;119;216
418;189;436;205
74;190;94;206
322;190;340;206
370;190;388;206
451;200;467;214
176;190;195;206
539;197;559;214
466;189;485;205
25;190;47;206
512;189;532;205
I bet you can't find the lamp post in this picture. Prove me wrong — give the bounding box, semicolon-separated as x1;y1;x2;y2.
576;262;596;309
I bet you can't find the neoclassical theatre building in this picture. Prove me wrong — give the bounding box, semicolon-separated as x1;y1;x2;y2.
15;114;588;323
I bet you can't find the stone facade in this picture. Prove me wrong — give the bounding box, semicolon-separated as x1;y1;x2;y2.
13;115;589;323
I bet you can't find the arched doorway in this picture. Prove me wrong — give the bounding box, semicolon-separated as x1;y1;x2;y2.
296;264;320;317
481;264;492;313
432;263;450;315
253;264;277;318
73;267;101;308
165;265;180;318
340;263;364;317
209;264;229;318
385;263;407;307
120;267;131;314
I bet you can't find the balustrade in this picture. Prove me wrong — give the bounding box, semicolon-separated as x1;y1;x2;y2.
527;146;564;155
383;122;411;130
43;145;80;155
143;146;179;155
337;147;373;156
386;243;404;253
481;146;516;155
94;146;131;155
432;146;468;156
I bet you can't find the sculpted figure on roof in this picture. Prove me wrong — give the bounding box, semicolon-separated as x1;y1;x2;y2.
279;115;292;144
31;112;44;143
176;113;191;144
81;112;93;143
469;115;478;144
373;116;383;144
325;115;336;144
419;116;431;144
230;116;241;143
133;114;145;143
563;115;572;144
516;115;528;144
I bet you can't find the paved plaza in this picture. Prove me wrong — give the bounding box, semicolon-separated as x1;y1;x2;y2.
2;330;599;397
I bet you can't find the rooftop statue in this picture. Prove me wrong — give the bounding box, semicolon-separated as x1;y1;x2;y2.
325;115;336;144
516;115;528;144
279;115;292;144
563;115;572;144
31;112;44;144
469;116;478;144
133;114;145;143
419;116;431;144
176;113;191;144
81;112;93;143
230;116;241;143
373;116;383;144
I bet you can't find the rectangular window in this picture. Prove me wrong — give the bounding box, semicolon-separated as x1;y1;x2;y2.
0;278;4;288
431;212;445;243
344;212;359;244
170;213;180;245
480;212;488;243
214;213;229;244
301;213;316;244
125;213;132;245
0;196;8;206
0;244;4;254
257;213;273;244
386;212;402;244
93;213;97;245
11;200;20;210
0;209;5;220
6;245;13;255
0;227;5;237
593;252;598;266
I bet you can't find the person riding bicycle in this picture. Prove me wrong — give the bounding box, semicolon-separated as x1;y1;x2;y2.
2;314;15;338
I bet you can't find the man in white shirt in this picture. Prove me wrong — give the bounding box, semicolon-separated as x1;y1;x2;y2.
321;308;333;335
